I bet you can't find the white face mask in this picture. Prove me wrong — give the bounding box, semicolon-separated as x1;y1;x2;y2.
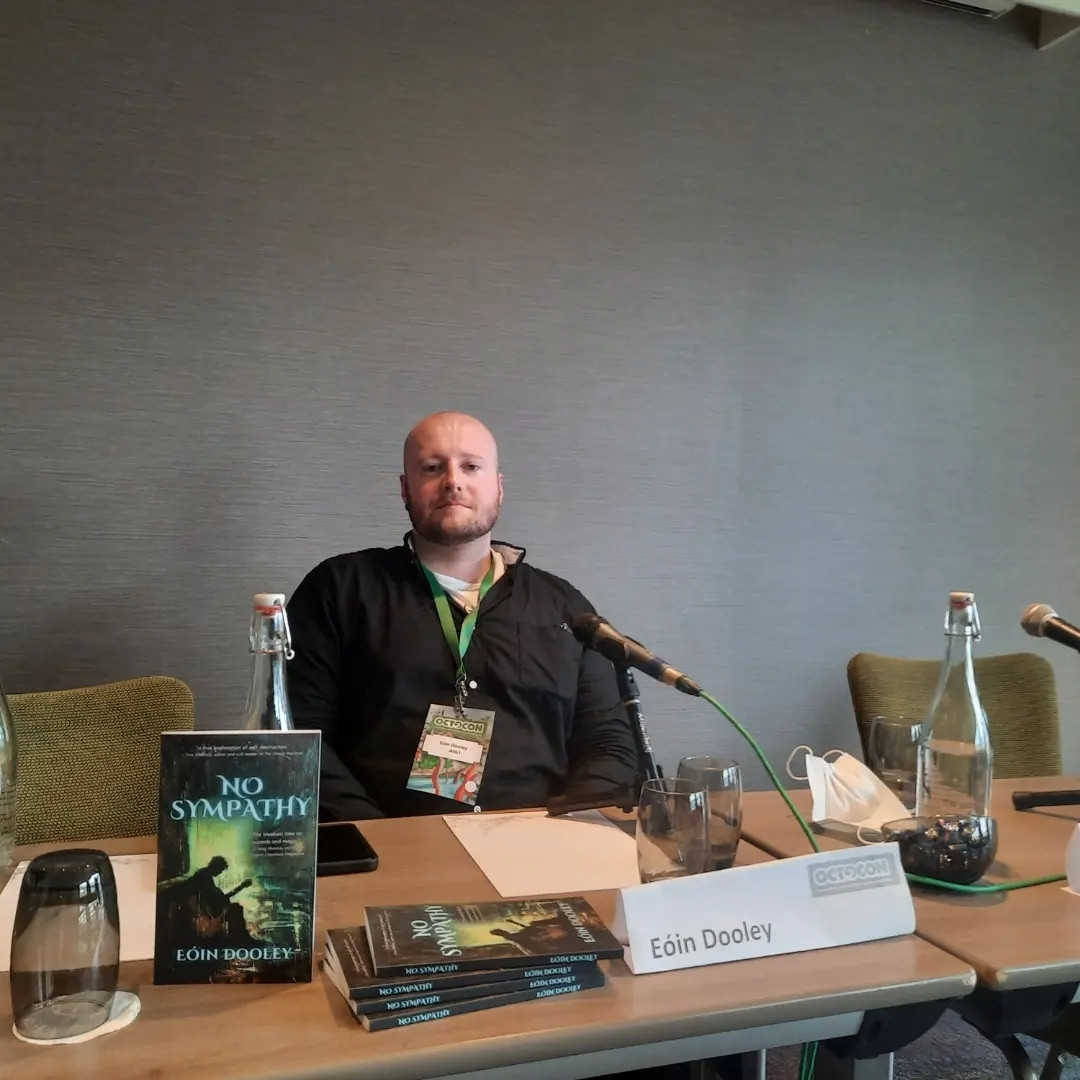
787;746;911;838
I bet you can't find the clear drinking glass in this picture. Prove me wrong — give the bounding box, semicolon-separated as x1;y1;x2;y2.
867;716;920;811
636;777;708;884
676;756;742;871
10;849;120;1040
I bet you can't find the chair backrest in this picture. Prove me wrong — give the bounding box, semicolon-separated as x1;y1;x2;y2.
846;652;1061;780
9;675;196;844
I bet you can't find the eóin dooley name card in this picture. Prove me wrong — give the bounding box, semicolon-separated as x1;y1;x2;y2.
612;845;914;974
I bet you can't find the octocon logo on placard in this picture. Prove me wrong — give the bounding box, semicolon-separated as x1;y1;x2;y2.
807;852;900;897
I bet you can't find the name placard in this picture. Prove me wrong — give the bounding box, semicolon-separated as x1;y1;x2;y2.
611;843;915;975
1066;823;1080;891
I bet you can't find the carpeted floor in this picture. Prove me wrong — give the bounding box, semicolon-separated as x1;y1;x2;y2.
895;1013;1076;1080
762;1010;1080;1079
616;1014;1080;1079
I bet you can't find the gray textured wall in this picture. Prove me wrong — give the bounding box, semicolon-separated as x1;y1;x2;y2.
3;0;1080;787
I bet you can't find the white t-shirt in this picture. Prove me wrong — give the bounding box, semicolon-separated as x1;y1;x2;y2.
430;550;506;612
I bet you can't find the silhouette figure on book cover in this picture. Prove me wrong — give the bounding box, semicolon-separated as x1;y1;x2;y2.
488;915;571;954
165;856;258;945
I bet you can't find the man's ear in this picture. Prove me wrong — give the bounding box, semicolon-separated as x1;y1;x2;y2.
399;474;408;504
497;472;504;505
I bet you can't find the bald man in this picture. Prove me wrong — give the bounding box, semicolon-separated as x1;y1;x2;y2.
286;411;639;820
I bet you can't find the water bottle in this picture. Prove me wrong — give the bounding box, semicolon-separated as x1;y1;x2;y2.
908;591;997;883
917;591;993;818
240;593;295;731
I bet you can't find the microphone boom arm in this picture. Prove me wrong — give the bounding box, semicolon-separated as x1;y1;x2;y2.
616;666;664;788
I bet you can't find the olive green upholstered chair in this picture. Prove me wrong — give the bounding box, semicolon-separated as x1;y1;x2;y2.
8;675;196;844
846;651;1062;779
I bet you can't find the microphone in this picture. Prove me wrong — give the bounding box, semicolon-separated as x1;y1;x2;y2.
1020;603;1080;652
1014;603;1080;811
1012;789;1080;811
569;613;702;696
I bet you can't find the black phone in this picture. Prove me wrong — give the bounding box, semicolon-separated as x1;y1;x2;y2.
316;822;379;876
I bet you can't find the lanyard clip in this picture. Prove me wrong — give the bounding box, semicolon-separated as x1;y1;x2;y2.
454;673;469;717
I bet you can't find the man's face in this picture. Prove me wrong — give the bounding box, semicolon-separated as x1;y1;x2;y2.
400;415;504;546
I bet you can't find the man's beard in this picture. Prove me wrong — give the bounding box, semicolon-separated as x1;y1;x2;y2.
405;496;501;547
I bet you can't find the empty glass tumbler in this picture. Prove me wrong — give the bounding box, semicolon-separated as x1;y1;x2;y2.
676;756;742;871
867;717;920;812
10;849;120;1040
636;777;709;884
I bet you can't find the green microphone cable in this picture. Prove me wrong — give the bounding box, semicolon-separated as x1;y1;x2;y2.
798;1039;819;1080
904;872;1065;892
698;690;823;1075
699;691;820;853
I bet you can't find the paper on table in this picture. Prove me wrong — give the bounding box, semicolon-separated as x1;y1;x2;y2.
444;810;640;897
0;853;158;971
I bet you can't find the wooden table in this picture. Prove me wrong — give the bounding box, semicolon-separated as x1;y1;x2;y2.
743;776;1080;993
0;815;975;1080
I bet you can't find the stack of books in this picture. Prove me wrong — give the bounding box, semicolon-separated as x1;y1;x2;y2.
323;896;623;1031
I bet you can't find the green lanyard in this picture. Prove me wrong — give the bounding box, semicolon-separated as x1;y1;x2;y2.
419;557;497;712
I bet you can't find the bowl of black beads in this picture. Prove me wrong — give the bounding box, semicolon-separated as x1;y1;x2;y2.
881;815;998;886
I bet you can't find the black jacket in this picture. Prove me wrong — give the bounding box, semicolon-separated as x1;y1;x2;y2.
286;537;638;819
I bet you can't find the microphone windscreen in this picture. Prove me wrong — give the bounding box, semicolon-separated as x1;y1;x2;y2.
1021;603;1057;637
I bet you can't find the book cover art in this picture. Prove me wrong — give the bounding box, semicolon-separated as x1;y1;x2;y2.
153;730;320;985
363;897;623;976
358;969;607;1031
325;926;599;1001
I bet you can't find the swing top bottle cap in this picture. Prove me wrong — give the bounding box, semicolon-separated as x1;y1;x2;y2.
253;593;286;613
945;592;981;638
